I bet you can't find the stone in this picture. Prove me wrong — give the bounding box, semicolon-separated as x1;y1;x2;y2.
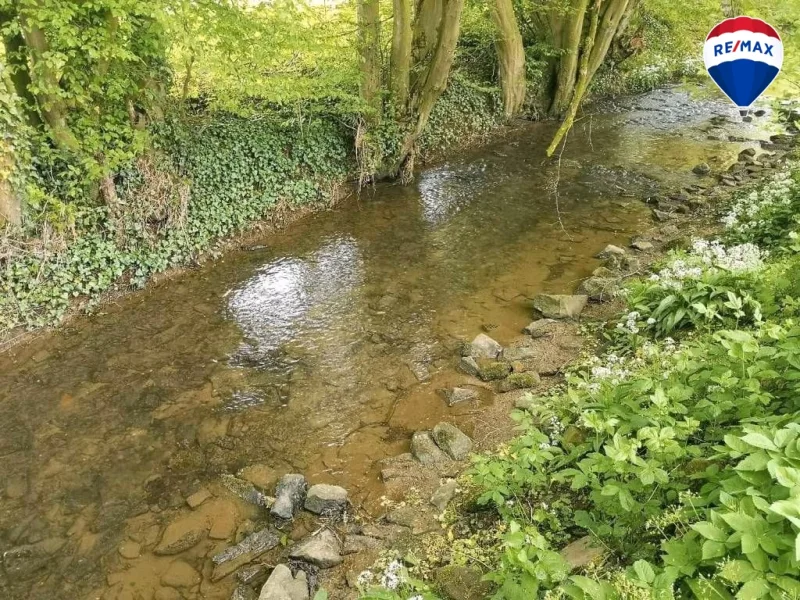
161;560;201;588
595;244;625;258
118;541;141;559
270;474;307;520
258;565;309;600
288;529;342;568
468;333;502;359
154;516;207;555
434;565;493;600
738;148;757;160
385;506;438;534
209;504;238;540
692;162;710;175
441;387;478;406
233;585;259;600
155;588;183;600
5;475;27;500
432;423;473;461
560;536;604;570
502;347;536;361
477;360;511;381
630;239;653;251
238;564;270;587
343;534;382;555
514;395;537;411
577;276;617;302
186;489;212;509
498;372;540;392
754;109;766;117
2;538;66;581
522;318;558;338
222;474;271;508
211;528;280;582
304;484;348;516
430;480;458;511
458;356;480;378
532;294;587;319
411;431;450;464
238;465;277;489
652;209;674;222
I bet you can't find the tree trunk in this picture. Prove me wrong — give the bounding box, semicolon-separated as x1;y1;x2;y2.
412;0;443;73
585;0;631;83
549;0;589;116
0;9;41;128
18;5;80;152
546;0;601;156
491;0;526;119
357;0;382;117
396;0;465;170
391;0;413;108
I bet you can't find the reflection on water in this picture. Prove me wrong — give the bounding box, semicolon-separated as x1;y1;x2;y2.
0;86;776;600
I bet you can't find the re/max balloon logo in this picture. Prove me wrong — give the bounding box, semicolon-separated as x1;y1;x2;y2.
703;16;783;110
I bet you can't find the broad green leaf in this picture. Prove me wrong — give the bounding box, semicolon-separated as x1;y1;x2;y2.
634;559;656;584
740;433;777;451
687;577;734;599
693;522;728;542
735;578;769;599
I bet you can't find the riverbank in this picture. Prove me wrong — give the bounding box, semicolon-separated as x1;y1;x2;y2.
340;110;800;599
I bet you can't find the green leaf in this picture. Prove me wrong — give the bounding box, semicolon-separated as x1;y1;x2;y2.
687;578;734;599
693;522;728;542
634;559;656;584
740;433;777;451
702;540;727;560
735;578;769;599
312;590;328;600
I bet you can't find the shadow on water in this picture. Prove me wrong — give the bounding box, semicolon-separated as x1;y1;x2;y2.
0;86;780;599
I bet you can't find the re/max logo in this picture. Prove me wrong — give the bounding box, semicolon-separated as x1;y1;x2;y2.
714;39;775;57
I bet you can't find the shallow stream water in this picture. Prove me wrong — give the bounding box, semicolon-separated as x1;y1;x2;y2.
0;86;779;599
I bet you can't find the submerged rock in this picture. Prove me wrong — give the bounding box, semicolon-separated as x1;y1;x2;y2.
289;529;342;568
468;333;502;359
432;423;473;460
652;209;673;222
304;484;348;516
458;356;481;378
2;538;66;581
630;239;653;251
154;516;207;555
212;528;280;582
411;431;450;464
595;244;625;259
532;294;587;319
221;474;271;508
270;474;307;521
259;565;309;600
441;387;479;406
233;585;259;600
161;560;201;589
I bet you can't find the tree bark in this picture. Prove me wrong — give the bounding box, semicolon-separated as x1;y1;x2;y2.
549;0;589;116
585;0;631;83
0;9;41;128
357;0;382;117
391;0;413;108
18;5;80;152
0;146;21;227
491;0;526;119
412;0;443;72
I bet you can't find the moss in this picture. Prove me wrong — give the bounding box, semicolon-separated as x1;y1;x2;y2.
498;372;540;392
478;361;512;381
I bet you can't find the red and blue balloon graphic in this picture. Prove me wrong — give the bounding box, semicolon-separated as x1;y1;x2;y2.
704;16;783;109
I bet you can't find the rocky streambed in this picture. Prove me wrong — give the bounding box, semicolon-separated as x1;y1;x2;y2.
0;86;797;600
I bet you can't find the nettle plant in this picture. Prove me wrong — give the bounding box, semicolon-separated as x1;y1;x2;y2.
469;320;800;598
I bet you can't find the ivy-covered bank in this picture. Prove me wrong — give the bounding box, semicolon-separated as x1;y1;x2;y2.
0;77;504;336
352;145;800;596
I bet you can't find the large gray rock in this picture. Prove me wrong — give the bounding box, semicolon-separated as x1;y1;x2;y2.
692;162;711;175
411;431;450;464
259;565;309;600
304;484;348;516
289;529;342;568
432;423;473;460
595;244;625;259
577;276;618;302
212;528;280;582
532;294;588;319
222;474;271;508
2;538;66;581
430;480;458;511
270;474;307;520
522;318;558;338
441;387;479;406
469;333;502;359
458;356;480;378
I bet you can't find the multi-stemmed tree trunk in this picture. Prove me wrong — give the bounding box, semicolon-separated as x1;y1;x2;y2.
357;0;382;118
491;0;526;119
391;0;413;108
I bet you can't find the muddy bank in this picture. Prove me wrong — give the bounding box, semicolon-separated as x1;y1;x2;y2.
0;86;788;600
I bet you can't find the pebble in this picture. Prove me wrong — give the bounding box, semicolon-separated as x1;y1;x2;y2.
118;541;141;559
186;489;212;509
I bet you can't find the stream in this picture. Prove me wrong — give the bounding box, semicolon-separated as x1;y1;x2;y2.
0;85;779;600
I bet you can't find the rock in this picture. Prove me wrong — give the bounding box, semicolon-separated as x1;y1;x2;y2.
270;474;307;521
532;294;587;319
577;276;617;302
289;529;342;568
385;506;439;534
430;480;458;511
154;516;207;555
652;209;674;222
514;395;537;411
738;148;757;161
222;474;271;508
630;239;653;251
161;560;201;588
233;585;259;600
304;484;348;516
754;109;766;117
522;318;558;337
458;356;480;378
5;475;27;500
742;115;753;123
343;534;382;555
258;564;309;600
2;538;66;581
498;372;540;392
502;347;536;361
560;536;604;570
434;565;493;600
238;465;277;490
209;504;238;540
118;541;141;559
595;244;625;259
469;333;502;359
441;387;479;406
211;528;280;582
692;162;711;175
477;360;511;381
602;254;640;273
432;423;473;460
411;431;450;464
186;489;212;509
238;564;270;587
